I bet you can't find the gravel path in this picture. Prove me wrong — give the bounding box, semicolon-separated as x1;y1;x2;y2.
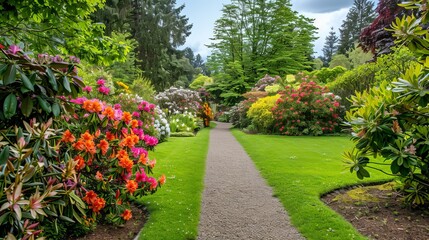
198;122;304;240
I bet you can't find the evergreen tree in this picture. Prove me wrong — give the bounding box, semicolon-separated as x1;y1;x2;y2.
338;0;376;54
322;27;339;66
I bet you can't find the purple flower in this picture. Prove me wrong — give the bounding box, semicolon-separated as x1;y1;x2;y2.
82;86;92;93
114;109;123;120
96;78;106;86
52;55;63;63
98;86;110;95
69;56;81;64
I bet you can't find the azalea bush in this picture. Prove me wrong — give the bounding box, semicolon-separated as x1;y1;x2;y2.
251;74;280;91
155;87;202;116
272;80;341;136
229;99;254;129
247;95;280;133
154;107;170;142
60;97;165;225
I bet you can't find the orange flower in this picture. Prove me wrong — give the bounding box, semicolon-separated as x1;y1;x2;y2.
122;111;132;123
81;131;94;141
149;159;156;169
130;119;139;129
118;157;133;173
91;197;106;213
102;106;115;120
84;140;96;155
73;140;85;151
121;209;132;221
82;99;102;113
95;129;101;138
126;180;138;194
119;135;137;149
82;190;98;204
61;130;76;143
106;131;116;141
139;154;148;165
74;155;85;171
95;171;103;181
159;174;166;186
98;139;109;155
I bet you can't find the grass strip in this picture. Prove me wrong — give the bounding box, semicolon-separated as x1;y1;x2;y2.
232;130;391;240
136;124;213;240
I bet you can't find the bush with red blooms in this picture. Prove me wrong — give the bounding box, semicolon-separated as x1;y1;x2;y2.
272;80;342;136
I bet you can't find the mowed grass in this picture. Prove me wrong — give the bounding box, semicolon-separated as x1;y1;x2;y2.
232;130;391;240
135;124;213;240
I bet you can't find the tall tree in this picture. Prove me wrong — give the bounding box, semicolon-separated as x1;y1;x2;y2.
322;27;339;66
207;0;316;105
337;0;376;54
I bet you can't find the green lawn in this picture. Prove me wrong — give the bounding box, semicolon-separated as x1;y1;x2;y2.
135;125;212;240
232;130;391;240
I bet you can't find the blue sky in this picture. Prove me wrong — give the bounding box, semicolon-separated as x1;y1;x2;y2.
176;0;358;58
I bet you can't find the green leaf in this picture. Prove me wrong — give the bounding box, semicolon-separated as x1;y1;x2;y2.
20;71;34;91
0;212;10;224
3;94;17;119
36;96;52;113
46;68;58;91
62;76;71;92
3;64;16;85
21;96;33;117
52;102;60;117
0;146;9;167
59;215;75;223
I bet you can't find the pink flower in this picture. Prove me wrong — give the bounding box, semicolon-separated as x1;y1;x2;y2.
135;168;148;183
132;112;140;118
70;97;88;105
96;79;106;86
8;45;21;54
143;106;150;112
133;128;145;140
147;177;158;190
114;104;121;110
98;86;110;95
333;101;340;107
131;147;148;159
82;86;92;93
144;135;158;147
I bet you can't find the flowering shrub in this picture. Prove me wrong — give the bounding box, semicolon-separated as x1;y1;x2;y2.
154;107;170;142
272;80;341;135
198;103;213;127
155;87;202;115
229;100;254;129
251;74;280;91
247;95;280;133
60;97;164;225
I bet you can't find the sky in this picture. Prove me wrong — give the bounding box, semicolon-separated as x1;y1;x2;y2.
175;0;358;58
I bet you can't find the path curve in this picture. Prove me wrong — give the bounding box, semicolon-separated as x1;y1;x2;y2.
198;122;304;240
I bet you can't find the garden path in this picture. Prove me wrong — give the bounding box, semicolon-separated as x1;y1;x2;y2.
198;122;304;240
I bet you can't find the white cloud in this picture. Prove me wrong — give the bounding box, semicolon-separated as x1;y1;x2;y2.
291;0;353;13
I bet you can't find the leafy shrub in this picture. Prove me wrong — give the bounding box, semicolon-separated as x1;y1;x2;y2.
189;74;213;89
198;103;213;127
247;95;280;133
310;66;347;84
169;112;199;133
130;75;156;102
229;100;254;129
155;87;202;116
170;132;195;137
273;81;341;136
0;44;83;129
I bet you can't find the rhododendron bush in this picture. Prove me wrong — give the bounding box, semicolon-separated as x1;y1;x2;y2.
0;43;164;239
272;80;342;136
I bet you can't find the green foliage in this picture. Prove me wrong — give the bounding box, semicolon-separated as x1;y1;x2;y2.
273;79;342;136
0;44;83;129
311;66;347;84
169;113;199;133
170;132;195;137
189;74;213;90
312;58;324;70
347;45;373;68
346;0;429;205
130;76;156;102
329;54;351;69
247;95;280;133
0;1;131;65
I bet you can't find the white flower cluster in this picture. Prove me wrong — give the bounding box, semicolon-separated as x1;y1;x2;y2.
154;87;202;115
154;107;170;141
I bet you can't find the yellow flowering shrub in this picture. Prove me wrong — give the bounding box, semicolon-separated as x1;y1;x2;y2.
247;94;280;133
